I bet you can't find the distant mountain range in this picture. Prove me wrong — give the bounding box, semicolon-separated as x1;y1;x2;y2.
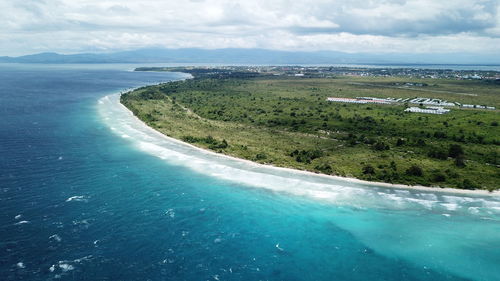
1;48;499;65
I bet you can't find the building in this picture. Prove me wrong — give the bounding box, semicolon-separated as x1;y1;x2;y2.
326;97;394;104
408;97;455;107
326;97;369;104
404;106;450;114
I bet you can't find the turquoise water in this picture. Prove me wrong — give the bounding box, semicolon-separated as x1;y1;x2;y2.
1;65;499;280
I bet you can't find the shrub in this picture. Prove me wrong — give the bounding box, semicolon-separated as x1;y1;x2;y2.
461;179;478;190
183;135;228;149
396;138;405;146
362;164;375;175
448;144;464;158
373;141;390;151
364;138;376;145
432;172;446;182
428;148;448;160
182;135;199;143
406;165;423;176
204;135;217;145
433;131;447;139
209;139;228;149
290;149;324;164
454;155;466;167
255;153;267;160
390;161;397;170
416;139;426;147
445;169;459;178
315;163;333;174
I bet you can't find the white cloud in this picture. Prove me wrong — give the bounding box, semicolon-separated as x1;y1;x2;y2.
0;0;498;56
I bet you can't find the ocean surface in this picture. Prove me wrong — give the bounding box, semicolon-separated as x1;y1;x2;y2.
0;64;499;281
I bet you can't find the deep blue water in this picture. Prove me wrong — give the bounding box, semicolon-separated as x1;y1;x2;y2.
1;65;499;281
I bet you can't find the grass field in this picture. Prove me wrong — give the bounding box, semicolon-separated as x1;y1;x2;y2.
121;74;500;190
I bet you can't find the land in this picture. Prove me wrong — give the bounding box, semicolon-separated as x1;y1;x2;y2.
5;49;500;64
121;66;500;191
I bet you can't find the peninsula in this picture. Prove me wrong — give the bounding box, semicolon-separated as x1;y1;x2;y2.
121;66;500;191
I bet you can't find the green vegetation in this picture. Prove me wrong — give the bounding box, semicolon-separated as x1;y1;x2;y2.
121;73;500;191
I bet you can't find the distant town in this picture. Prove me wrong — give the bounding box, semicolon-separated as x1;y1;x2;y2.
258;66;500;80
137;65;500;80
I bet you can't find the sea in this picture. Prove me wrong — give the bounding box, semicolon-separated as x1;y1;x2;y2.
0;63;499;281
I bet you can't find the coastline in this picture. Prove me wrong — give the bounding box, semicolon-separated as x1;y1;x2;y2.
113;93;499;197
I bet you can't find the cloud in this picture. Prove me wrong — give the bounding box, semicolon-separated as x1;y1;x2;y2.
0;0;499;56
318;0;498;36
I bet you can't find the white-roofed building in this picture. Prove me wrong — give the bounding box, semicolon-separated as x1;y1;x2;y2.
404;106;450;114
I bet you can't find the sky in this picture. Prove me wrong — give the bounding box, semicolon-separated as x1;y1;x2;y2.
1;0;499;56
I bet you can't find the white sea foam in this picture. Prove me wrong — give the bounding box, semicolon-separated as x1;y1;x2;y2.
394;190;411;196
442;195;475;204
58;263;74;272
482;200;500;208
72;255;93;263
98;94;500;215
441;203;459;211
14;220;29;225
165;209;175;218
468;207;480;214
16;262;25;269
49;234;62;242
416;193;438;201
66;195;88;202
376;192;405;205
50;255;92;275
405;198;437;209
72;219;91;228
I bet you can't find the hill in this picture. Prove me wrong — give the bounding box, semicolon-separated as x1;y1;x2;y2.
2;48;500;65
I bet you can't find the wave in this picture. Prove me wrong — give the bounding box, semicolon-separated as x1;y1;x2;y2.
66;195;89;202
97;94;500;218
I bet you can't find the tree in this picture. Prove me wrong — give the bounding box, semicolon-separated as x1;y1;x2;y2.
396;138;405;146
390;161;397;171
454;155;466;167
373;141;390;151
461;179;478;190
433;131;447;139
315;163;333;174
205;135;217;145
428;147;448;160
448;144;464;158
255;153;267;160
406;165;423;176
416;139;426;147
432;172;446;182
220;139;228;149
362;164;375;175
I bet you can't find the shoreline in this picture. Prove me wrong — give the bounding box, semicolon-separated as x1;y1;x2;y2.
113;93;499;197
